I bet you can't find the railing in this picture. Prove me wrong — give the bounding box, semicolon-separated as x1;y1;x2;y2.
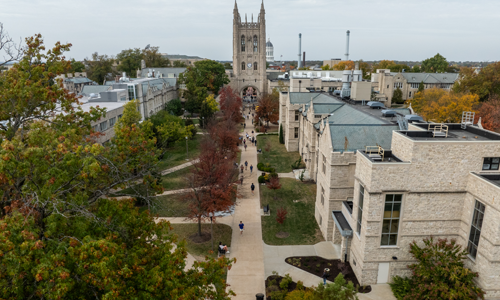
365;146;384;160
428;123;448;137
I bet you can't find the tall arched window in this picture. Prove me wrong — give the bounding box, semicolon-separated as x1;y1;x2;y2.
241;35;245;52
253;35;258;52
242;62;245;71
254;62;258;70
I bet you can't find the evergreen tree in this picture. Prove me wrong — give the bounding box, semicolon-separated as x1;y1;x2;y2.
279;124;284;144
393;87;403;104
418;81;425;93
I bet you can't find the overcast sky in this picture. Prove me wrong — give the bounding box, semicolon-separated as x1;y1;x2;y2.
1;0;499;62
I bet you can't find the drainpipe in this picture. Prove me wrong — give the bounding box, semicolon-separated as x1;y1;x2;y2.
344;236;349;263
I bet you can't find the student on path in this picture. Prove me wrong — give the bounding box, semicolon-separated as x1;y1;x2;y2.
250;165;253;173
244;144;247;151
251;183;255;194
240;176;244;185
240;165;244;173
239;221;244;235
245;161;248;170
322;269;330;285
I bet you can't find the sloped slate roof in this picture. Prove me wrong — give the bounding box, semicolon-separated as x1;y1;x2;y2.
66;77;95;84
289;93;343;104
326;105;388;125
330;125;398;151
141;78;177;96
393;72;459;84
80;85;111;95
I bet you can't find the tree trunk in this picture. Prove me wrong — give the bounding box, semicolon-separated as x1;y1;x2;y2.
198;217;202;236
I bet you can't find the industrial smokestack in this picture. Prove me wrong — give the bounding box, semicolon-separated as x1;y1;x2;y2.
303;52;306;69
298;33;302;69
345;30;350;61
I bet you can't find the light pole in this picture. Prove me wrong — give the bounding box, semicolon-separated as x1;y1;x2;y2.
185;136;189;161
210;215;214;252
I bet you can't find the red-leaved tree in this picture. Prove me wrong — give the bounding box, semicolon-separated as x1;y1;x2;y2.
267;176;282;200
207;118;240;160
185;137;239;236
255;89;279;127
477;96;500;132
219;86;243;124
276;207;288;225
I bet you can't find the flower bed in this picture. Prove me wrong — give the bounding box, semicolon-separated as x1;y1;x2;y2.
285;256;372;293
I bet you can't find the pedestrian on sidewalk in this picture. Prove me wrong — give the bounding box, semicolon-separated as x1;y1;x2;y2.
254;139;257;147
245;161;248;169
251;183;255;194
250;165;253;173
243;139;246;145
244;144;247;151
239;221;244;235
240;165;244;173
322;269;330;285
244;123;246;128
240;176;243;185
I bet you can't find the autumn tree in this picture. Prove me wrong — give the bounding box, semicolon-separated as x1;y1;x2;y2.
477;96;500;132
200;94;220;127
411;88;479;123
276;207;288;225
267;176;282;200
219;85;243;123
421;53;448;73
185;137;239;236
372;60;396;71
206;118;240;160
333;60;355;71
256;89;280;127
69;58;85;73
84;52;118;84
453;62;500;102
143;46;170;68
418;81;425;93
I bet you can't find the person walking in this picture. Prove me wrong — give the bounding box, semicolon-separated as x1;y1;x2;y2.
322;269;330;285
255;139;257;147
239;221;244;235
243;139;246;145
245;161;248;170
244;144;247;151
251;183;255;194
240;165;244;173
240;176;243;185
250;165;253;173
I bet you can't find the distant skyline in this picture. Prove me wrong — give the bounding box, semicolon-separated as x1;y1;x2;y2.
0;0;499;63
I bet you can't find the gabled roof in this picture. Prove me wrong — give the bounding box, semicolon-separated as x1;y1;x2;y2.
329;125;398;151
326;104;389;125
289;93;342;105
394;72;459;84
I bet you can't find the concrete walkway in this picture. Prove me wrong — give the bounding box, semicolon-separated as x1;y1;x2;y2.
226;109;266;299
161;159;199;176
277;172;295;179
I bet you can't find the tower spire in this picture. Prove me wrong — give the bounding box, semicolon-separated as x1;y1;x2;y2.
261;0;265;11
234;0;237;10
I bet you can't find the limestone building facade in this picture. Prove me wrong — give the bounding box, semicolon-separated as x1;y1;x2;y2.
229;1;267;98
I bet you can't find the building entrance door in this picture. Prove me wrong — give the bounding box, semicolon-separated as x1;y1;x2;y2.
377;263;390;284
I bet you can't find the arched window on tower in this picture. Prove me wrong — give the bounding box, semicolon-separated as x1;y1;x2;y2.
242;62;245;71
253;35;258;52
254;62;258;70
241;35;245;52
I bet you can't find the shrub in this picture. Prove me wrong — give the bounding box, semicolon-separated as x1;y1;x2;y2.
270;172;279;179
296;281;304;291
279;274;293;290
279;123;284;144
389;276;413;300
396;237;485;300
291;157;306;169
313;274;358;300
184;119;197;136
258;176;266;184
257;162;264;170
270;290;286;300
285;290;314;300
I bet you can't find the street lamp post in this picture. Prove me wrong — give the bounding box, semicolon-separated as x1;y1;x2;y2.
185;136;189;161
210;215;214;252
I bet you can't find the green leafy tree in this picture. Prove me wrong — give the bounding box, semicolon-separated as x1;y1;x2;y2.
389;64;411;73
223;62;232;69
200;94;220;127
453;62;500;102
314;274;358;300
172;60;187;67
321;64;332;70
165;98;183;116
412;65;421;73
143;46;170;68
390;237;485;300
392;87;403;104
70;58;85;73
84;52;117;84
421;53;448;73
418;81;424;93
116;48;143;77
180;60;229;113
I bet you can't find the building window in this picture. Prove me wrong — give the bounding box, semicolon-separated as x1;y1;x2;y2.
254;62;258;70
99;121;108;132
295;110;299;121
467;200;485;259
127;85;135;101
241;35;245;52
321;186;325;205
294;127;299;138
242;62;246;71
409;91;412;98
356;185;365;235
109;117;116;127
482;157;500;170
322;154;326;174
118;114;123;120
253;35;258;52
315;115;322;119
319;215;322;225
381;194;402;246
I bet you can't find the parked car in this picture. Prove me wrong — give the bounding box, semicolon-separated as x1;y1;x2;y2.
405;114;424;122
381;110;396;117
367;101;385;109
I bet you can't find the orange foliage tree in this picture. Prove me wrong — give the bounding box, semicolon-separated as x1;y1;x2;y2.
218;86;243;124
255;89;279;127
410;88;479;123
477;96;500;132
333;60;355;71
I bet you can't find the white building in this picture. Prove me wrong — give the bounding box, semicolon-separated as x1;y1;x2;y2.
266;38;274;62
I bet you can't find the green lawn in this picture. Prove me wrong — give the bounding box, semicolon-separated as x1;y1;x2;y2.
169;223;232;258
161;167;192;191
150;194;190;217
157;135;202;171
260;178;323;245
257;135;301;173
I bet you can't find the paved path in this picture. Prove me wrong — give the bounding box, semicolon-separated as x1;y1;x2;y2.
277;172;295;179
161;159;199;176
226;111;266;299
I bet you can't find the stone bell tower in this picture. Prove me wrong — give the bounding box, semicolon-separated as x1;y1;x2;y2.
231;1;267;98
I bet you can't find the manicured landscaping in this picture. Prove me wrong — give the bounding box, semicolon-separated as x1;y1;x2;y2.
256;134;301;173
260;178;323;245
161;167;193;191
169;223;232;259
157;135;202;171
151;194;190;217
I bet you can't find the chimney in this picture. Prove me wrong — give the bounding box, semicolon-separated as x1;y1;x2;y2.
303;52;306;69
345;30;350;61
298;33;302;69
